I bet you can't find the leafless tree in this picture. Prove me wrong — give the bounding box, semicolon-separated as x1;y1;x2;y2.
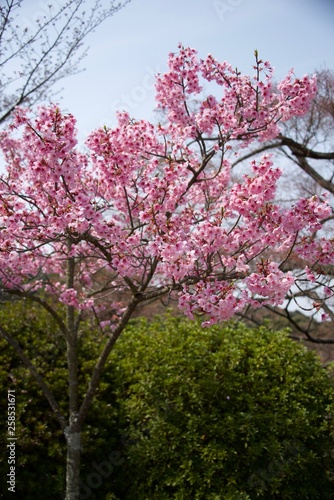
0;0;131;124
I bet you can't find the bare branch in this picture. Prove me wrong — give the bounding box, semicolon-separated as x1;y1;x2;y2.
0;0;131;124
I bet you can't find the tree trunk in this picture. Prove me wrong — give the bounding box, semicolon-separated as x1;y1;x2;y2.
65;252;81;499
65;427;82;500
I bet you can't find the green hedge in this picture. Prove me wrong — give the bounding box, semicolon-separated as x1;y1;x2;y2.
0;303;333;499
110;315;334;499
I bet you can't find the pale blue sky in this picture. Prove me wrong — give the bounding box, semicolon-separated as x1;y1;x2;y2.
17;0;334;144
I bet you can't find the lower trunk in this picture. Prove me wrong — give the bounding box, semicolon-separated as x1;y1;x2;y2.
65;428;82;500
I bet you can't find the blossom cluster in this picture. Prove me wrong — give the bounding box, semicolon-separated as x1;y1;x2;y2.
0;46;332;326
155;45;317;144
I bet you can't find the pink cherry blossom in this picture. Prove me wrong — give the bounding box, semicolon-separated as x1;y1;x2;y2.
0;46;332;328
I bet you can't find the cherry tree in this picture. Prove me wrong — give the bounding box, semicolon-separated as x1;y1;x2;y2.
0;45;333;499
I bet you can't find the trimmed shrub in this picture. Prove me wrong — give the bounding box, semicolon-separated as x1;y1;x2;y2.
110;315;334;499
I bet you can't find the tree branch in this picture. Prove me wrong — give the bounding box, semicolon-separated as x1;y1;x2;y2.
76;297;139;429
2;290;69;338
279;134;334;160
0;324;67;430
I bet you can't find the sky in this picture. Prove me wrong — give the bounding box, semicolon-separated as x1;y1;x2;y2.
12;0;334;145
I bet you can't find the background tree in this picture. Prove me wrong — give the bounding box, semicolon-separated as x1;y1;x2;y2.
232;69;334;345
0;0;131;125
0;46;333;498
